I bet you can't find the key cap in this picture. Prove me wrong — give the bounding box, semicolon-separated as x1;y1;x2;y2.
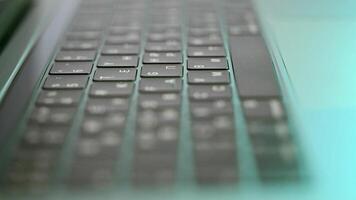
135;128;179;154
50;62;93;75
187;46;225;57
90;82;134;97
81;114;127;136
75;131;120;155
71;19;107;31
29;106;76;125
254;143;298;180
101;44;140;55
106;33;140;44
43;75;88;89
139;78;182;93
192;117;235;139
109;26;141;35
196;165;237;184
94;68;137;81
133;154;177;170
147;32;181;42
22;126;69;148
247;121;291;141
143;52;182;64
189;27;219;37
97;55;138;68
188;35;223;46
139;93;181;109
188;71;230;84
55;50;96;61
230;36;280;98
36;90;82;106
145;42;181;52
132;154;176;185
194;146;237;167
187;57;227;70
243;99;285;120
68;161;115;188
86;98;130;115
66;31;101;40
141;65;182;77
190;100;233;119
229;25;259;36
189;85;232;100
62;40;99;50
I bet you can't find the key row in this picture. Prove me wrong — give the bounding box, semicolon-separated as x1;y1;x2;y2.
50;57;228;78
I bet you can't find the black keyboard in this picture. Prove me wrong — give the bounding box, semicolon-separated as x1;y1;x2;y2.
1;0;299;192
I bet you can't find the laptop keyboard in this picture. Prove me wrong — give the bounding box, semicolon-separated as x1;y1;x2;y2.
1;0;299;192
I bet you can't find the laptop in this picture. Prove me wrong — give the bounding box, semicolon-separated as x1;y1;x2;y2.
0;0;355;199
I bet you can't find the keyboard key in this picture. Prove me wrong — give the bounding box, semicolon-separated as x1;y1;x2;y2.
106;33;140;44
86;98;130;115
50;62;93;75
188;46;225;57
79;131;120;149
109;26;141;35
97;55;139;68
135;126;179;153
68;161;115;188
254;143;298;180
195;165;237;184
139;93;181;109
90;82;134;97
229;25;259;36
242;99;285;120
101;44;140;55
230;36;280;98
66;31;101;40
189;85;232;100
62;40;99;50
81;115;126;136
147;32;181;42
190;100;233;119
29;107;76;125
55;50;96;61
22;126;69;148
145;41;181;52
43;75;88;90
94;68;137;81
139;78;182;93
36;90;82;106
188;71;230;84
188;35;223;46
187;57;227;70
141;65;182;77
143;52;182;64
189;27;219;37
247;120;289;137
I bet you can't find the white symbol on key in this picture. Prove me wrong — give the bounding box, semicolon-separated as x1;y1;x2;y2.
115;83;128;88
166;65;176;70
165;79;176;84
149;53;160;57
122;56;132;60
212;72;222;76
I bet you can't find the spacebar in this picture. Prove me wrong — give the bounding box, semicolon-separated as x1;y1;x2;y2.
230;36;280;98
